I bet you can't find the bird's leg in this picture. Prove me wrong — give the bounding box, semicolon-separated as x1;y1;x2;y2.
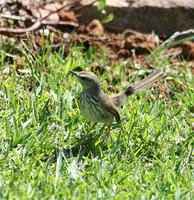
116;121;125;144
79;122;98;145
105;124;112;137
79;122;97;140
100;123;112;143
86;122;97;134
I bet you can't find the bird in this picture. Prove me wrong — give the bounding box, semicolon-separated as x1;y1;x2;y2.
70;69;164;133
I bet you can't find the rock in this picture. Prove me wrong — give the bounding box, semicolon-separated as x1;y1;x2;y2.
80;0;194;36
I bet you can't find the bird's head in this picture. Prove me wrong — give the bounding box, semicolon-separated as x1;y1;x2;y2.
70;71;100;90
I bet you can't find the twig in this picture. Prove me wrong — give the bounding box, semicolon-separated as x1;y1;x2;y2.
0;14;78;27
0;14;78;26
0;50;18;59
0;14;27;21
0;20;41;36
0;0;81;36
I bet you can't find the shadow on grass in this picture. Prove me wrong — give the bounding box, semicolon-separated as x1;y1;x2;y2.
50;132;110;164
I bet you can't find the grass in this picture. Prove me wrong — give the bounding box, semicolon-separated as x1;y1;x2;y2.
0;37;193;199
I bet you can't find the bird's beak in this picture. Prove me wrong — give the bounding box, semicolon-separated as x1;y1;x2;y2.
69;70;78;76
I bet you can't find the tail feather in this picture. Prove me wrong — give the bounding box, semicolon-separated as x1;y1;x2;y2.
111;70;164;107
131;70;164;93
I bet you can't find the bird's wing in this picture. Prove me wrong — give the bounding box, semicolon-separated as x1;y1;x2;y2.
100;93;120;122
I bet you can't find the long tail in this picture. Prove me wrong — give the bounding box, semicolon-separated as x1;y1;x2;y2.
111;70;164;107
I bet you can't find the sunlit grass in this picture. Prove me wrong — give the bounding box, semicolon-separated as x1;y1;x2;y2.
0;38;193;199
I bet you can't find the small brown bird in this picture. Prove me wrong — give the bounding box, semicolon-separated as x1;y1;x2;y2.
70;70;164;131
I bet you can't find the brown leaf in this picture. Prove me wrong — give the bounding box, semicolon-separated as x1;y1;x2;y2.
117;49;131;58
86;19;104;36
44;3;62;11
38;8;59;21
17;0;39;10
59;11;77;23
182;41;194;60
125;33;156;54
